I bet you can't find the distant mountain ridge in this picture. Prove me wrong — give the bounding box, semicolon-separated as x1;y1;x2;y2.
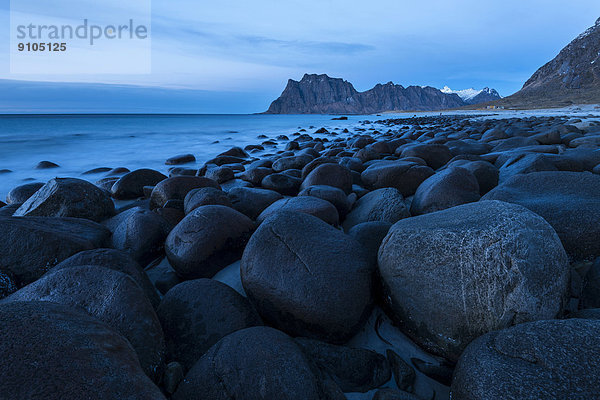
265;74;499;114
491;17;600;108
441;86;502;105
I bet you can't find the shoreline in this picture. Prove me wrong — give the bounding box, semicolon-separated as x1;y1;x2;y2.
1;112;600;399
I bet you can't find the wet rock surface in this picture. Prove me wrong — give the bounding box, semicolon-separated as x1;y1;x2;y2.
3;114;600;398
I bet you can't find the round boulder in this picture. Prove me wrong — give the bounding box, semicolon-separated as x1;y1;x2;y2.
0;301;165;399
228;187;283;220
342;188;410;231
410;167;480;216
300;163;353;194
14;178;115;222
241;211;374;343
483;171;600;262
451;319;600;399
378;200;570;361
6;182;43;204
184;187;232;214
150;176;220;209
173;327;322;400
3;266;166;381
111;169;167;200
257;196;339;226
165;205;254;279
361;161;435;197
53;248;160;309
299;185;351;218
157;279;263;370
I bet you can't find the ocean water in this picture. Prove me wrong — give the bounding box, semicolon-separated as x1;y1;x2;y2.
2;107;598;202
0;114;373;200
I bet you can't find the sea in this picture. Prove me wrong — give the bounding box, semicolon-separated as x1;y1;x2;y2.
1;107;598;201
0;114;376;200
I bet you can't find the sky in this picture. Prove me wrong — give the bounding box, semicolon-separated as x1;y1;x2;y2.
1;0;599;113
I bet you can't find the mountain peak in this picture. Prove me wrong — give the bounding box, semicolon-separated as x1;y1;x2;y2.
265;75;498;113
440;86;501;104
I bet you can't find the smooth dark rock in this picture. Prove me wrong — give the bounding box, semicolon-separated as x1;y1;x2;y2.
451;319;600;400
447;160;499;195
272;154;314;172
0;301;165;399
483;171;600;262
6;182;43;204
410;167;480;215
111;169;167;200
361;161;435;196
257;196;339;225
299;185;350;218
301;163;353;194
35;160;59;169
157;279;263;371
0;216;110;286
295;337;391;393
166;154;196;165
378;200;570;361
343;188;410;231
150;176;220;209
228;187;283;220
14;178;115;222
204;166;235;183
400;144;453;170
53;248;160;309
173;327;322;400
82;167;112;175
107;208;171;266
3;266;166;381
183;187;232;214
347;221;392;263
372;388;423;400
261;172;301;195
239;166;273;185
165;205;254;279
241;211;374;343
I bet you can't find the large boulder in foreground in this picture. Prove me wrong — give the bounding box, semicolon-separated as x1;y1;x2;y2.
410;167;480;215
0;301;165;400
378;200;569;361
14;178;115;222
0;216;110;286
241;211;374;343
451;319;600;400
165;205;254;279
157;279;263;371
53;248;160;309
3;266;166;381
173;327;322;400
483;171;600;262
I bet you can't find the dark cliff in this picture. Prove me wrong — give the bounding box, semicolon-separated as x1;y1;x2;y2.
265;74;466;114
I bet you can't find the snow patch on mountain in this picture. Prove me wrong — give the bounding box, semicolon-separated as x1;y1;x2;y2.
441;86;483;101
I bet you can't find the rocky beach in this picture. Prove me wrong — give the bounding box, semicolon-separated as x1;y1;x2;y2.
1;110;600;399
